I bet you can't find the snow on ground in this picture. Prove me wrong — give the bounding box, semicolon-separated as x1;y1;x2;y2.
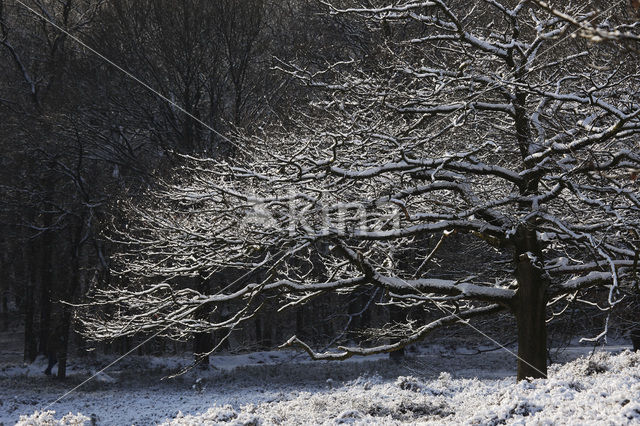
2;344;639;425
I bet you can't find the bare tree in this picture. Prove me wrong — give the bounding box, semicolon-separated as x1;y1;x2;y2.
0;0;107;377
80;0;640;381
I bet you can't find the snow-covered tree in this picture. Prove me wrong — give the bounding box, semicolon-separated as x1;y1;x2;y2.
81;0;640;380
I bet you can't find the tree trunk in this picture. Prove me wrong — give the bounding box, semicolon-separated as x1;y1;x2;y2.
348;296;362;337
24;281;37;362
1;292;7;332
260;314;273;349
193;276;215;366
193;332;213;369
295;306;305;340
631;328;640;351
57;310;72;379
388;302;405;362
254;316;262;349
24;243;38;362
514;227;548;381
0;239;8;331
38;230;54;356
1;281;8;333
57;225;85;380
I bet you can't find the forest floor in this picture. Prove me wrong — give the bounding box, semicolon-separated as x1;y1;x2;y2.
1;335;639;425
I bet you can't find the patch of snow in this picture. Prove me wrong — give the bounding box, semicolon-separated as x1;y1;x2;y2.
3;346;639;425
454;347;477;355
16;411;89;426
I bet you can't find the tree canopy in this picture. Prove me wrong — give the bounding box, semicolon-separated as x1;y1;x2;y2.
80;0;640;381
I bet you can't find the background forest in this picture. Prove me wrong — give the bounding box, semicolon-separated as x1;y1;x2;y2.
0;0;411;379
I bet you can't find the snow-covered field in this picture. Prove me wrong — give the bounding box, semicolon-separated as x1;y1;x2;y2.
2;344;639;425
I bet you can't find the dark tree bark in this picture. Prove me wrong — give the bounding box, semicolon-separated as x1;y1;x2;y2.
37;222;54;356
258;314;273;349
631;328;640;351
1;293;7;332
23;282;37;362
56;267;75;379
514;226;548;381
193;277;214;368
0;249;8;331
193;332;213;369
23;243;38;362
389;303;406;362
57;219;89;379
295;306;305;340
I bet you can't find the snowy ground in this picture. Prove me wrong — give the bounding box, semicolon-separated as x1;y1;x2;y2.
2;342;639;425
